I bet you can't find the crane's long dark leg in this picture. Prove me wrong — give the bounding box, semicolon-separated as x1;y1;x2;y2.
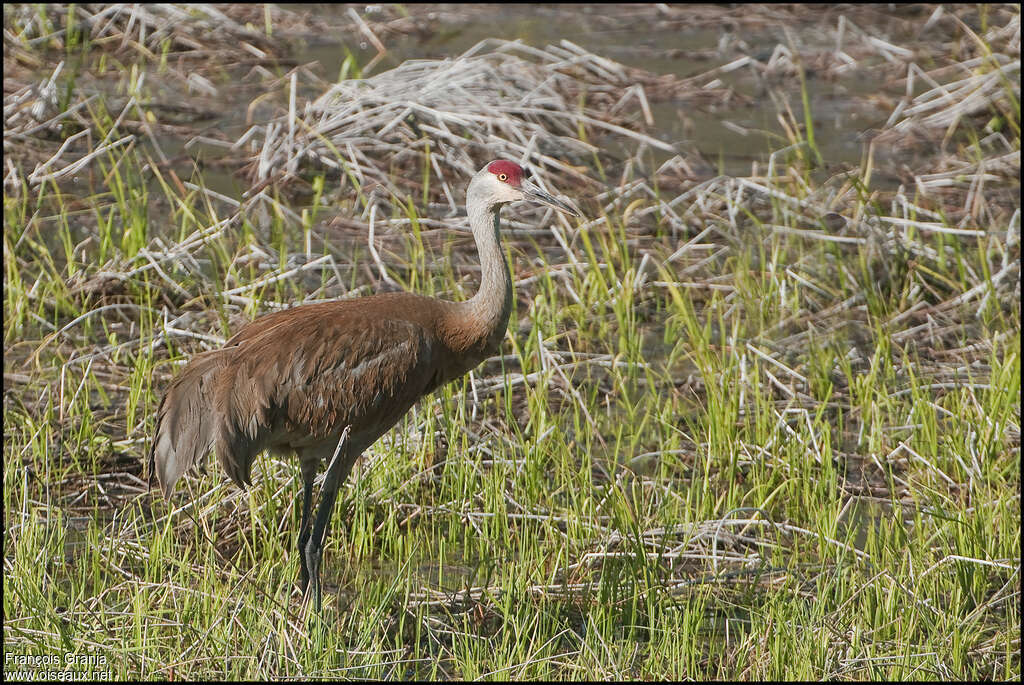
305;426;354;614
296;458;317;594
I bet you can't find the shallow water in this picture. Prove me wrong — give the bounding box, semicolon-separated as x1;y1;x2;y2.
287;4;902;177
19;4;921;238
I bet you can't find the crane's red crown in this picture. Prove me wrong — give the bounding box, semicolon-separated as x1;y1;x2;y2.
487;160;528;186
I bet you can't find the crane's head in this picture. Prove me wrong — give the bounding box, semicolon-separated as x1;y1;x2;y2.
470;160;580;217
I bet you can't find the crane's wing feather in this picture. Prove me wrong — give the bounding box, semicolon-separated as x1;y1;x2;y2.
150;296;454;494
149;349;228;497
213;306;441;487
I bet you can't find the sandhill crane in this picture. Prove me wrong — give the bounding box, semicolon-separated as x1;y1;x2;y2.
148;160;579;612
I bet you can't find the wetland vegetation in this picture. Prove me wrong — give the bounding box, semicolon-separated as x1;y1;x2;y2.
3;3;1020;680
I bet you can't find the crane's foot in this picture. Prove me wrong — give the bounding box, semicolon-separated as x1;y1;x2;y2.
299;425;350;620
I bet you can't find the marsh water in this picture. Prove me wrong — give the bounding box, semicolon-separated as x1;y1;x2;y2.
301;4;894;170
150;3;916;202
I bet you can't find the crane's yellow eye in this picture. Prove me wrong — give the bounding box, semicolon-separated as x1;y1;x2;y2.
498;173;508;182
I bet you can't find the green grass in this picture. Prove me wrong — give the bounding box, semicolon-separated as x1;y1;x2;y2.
4;3;1020;681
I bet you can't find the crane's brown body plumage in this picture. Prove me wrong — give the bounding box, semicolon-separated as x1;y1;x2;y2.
150;293;499;495
149;160;578;612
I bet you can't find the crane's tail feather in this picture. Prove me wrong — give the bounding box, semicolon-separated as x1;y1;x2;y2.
216;374;273;489
149;350;224;498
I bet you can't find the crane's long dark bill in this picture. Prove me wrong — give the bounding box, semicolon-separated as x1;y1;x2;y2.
521;180;580;217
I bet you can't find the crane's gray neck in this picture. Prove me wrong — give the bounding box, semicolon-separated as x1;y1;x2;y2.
461;197;512;347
